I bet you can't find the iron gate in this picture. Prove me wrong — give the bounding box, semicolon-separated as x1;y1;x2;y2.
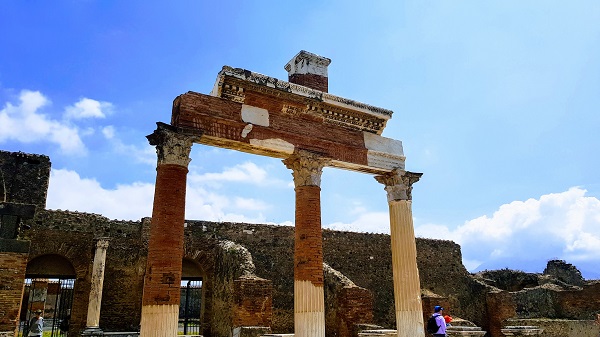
18;278;75;337
179;278;202;336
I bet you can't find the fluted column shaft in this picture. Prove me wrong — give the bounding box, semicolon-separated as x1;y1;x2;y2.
283;150;330;337
140;124;198;337
86;238;109;328
375;170;424;337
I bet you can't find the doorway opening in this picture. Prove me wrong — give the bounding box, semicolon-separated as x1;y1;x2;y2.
19;254;76;337
179;258;204;336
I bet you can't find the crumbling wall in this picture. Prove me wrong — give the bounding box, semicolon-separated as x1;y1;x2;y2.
187;221;491;331
544;260;585;287
475;269;541;291
0;151;50;208
323;263;374;337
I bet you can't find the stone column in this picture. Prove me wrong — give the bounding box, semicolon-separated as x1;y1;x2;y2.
375;169;424;337
82;238;110;336
140;123;199;337
283;150;330;337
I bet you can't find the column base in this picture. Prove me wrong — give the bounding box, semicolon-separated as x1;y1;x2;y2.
82;327;104;337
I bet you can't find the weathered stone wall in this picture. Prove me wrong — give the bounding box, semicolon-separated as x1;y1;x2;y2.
555;282;600;320
233;276;273;328
475;269;541;291
185;221;490;331
21;209;146;336
0;151;50;209
323;264;373;337
184;221;295;333
544;260;585;287
477;266;600;321
486;290;516;337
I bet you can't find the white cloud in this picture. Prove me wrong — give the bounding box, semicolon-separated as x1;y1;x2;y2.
0;90;87;154
47;169;155;220
189;162;271;185
325;211;389;233
184;184;268;224
415;187;600;273
233;197;269;211
102;126;156;166
46;165;276;224
102;125;116;139
64;97;111;120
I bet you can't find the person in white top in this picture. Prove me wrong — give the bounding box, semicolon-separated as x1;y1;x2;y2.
27;310;44;337
431;306;447;336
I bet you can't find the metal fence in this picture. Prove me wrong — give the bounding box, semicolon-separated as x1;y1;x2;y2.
18;278;75;337
179;279;202;336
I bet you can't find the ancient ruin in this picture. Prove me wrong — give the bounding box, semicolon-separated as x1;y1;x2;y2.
1;52;600;337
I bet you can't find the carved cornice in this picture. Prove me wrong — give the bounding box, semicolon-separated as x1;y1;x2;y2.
374;169;423;201
282;150;331;187
212;66;393;134
147;123;201;168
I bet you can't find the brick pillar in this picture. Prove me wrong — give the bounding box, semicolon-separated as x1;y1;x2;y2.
486;291;516;337
0;202;35;337
140;123;199;337
285;50;331;93
375;169;424;337
82;238;109;337
232;276;273;328
283;150;330;337
337;287;374;337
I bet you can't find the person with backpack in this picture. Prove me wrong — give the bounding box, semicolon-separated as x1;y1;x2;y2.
426;305;446;336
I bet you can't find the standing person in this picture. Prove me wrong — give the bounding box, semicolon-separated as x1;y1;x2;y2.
28;310;44;337
430;305;446;337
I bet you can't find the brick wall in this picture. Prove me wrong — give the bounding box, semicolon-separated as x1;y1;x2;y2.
486;290;516;337
288;73;328;92
233;276;273;327
0;252;28;336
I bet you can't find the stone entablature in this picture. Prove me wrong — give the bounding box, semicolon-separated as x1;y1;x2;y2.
174;80;405;174
211;66;393;135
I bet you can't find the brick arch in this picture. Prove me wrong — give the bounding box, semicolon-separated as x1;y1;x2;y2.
184;248;216;274
26;253;76;278
182;257;205;278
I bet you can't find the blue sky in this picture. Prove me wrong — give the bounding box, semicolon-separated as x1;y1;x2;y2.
2;1;600;279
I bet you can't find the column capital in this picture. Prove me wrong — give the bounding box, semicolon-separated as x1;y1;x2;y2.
94;237;110;249
374;169;422;201
147;122;201;167
283;150;331;188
